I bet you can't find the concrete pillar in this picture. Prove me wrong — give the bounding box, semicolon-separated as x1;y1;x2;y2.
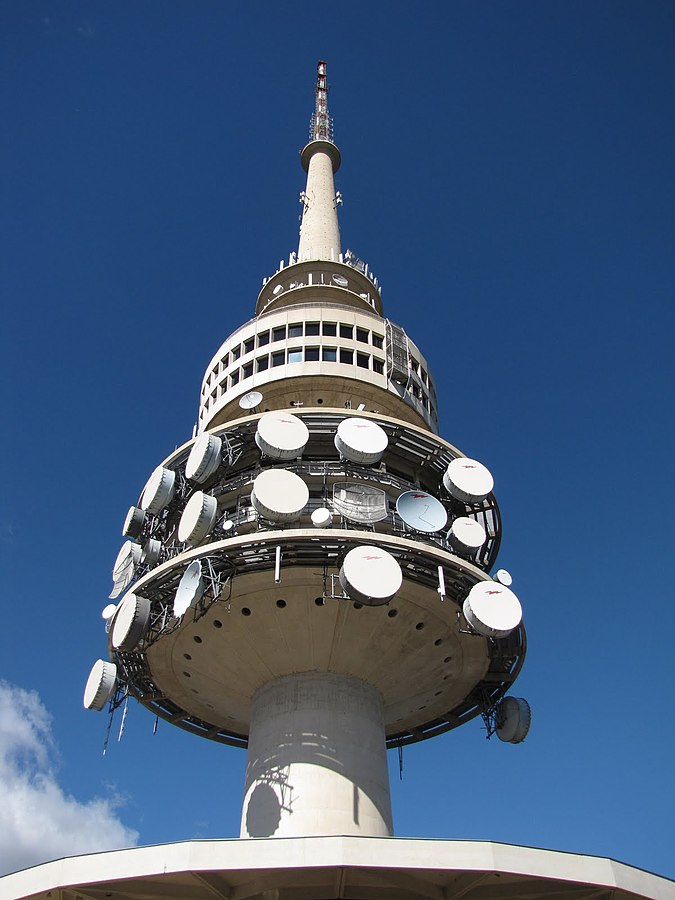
240;672;393;838
298;149;341;261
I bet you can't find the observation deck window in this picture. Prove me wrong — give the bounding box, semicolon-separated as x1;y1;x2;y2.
273;326;286;342
231;370;240;386
244;338;254;354
322;322;337;337
272;351;285;367
288;323;303;338
340;324;353;339
305;346;320;361
373;359;384;375
357;352;369;369
339;348;353;364
288;349;303;364
421;368;428;387
356;327;369;344
306;322;320;336
243;362;254;379
372;333;383;349
258;331;270;347
322;347;337;362
257;356;269;372
411;357;420;375
232;345;241;361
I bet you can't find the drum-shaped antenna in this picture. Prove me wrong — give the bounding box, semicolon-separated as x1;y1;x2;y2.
396;490;448;533
111;593;151;652
493;568;513;586
334;418;388;464
443;458;494;503
447;516;487;554
339;545;403;606
185;433;222;483
255;411;309;459
496;696;531;743
141;465;176;513
311;507;333;528
173;560;204;618
251;469;309;522
101;603;118;621
83;659;117;711
463;581;522;638
178;492;218;546
122;506;146;539
142;538;162;567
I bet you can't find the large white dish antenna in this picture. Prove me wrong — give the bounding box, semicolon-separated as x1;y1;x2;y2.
447;516;487;554
185;433;222;483
83;659;117;711
334;418;388;465
142;538;162;567
111;593;151;652
239;390;263;410
463;581;522;638
255;411;309;459
178;492;218;546
141;465;176;513
333;483;388;523
396;490;448;533
496;696;531;743
251;469;309;522
122;506;145;539
173;560;204;618
443;458;494;503
339;545;403;606
311;507;333;528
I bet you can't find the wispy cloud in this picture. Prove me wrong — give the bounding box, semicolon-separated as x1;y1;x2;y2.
0;681;138;876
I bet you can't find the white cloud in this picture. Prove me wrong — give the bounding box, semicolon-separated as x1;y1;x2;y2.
0;681;138;876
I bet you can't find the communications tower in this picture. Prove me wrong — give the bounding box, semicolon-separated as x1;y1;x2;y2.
84;60;530;840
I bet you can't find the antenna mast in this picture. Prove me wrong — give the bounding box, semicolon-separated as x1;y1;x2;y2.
309;59;333;144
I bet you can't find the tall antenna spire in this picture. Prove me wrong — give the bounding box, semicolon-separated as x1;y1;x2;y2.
309;59;333;143
298;60;342;261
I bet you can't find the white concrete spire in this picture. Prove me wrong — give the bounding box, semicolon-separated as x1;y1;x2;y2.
298;60;342;262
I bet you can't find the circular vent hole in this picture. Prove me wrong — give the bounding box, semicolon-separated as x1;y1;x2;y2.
276;599;287;608
193;636;203;644
387;609;398;618
213;619;223;628
434;638;443;646
314;597;324;606
242;607;251;616
353;602;363;610
183;653;192;661
415;622;425;631
444;656;452;663
183;671;191;678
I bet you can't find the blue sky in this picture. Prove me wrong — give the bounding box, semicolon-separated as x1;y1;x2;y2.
1;0;674;881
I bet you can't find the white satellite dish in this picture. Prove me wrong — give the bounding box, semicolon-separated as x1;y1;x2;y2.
83;659;117;711
251;469;309;522
122;506;145;539
140;465;176;513
178;492;218;546
334;418;388;465
447;516;487;554
463;581;522;638
111;592;151;651
142;538;162;566
332;274;349;287
101;603;118;621
339;545;403;606
333;483;388;523
396;491;448;533
255;411;309;459
496;696;531;743
110;541;142;598
311;507;333;528
493;568;513;586
173;560;204;618
186;433;222;483
239;390;263;410
443;458;494;503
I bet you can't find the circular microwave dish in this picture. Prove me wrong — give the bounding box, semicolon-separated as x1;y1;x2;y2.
255;412;309;460
141;465;176;513
178;492;218;546
112;593;151;652
186;433;222;483
396;490;448;533
101;603;118;621
339;545;403;607
463;581;522;638
443;458;494;504
334;418;388;465
251;469;309;522
240;390;263;410
493;568;513;586
83;659;117;711
496;696;531;743
332;274;349;287
173;560;204;618
122;506;146;539
447;516;487;553
311;507;333;528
